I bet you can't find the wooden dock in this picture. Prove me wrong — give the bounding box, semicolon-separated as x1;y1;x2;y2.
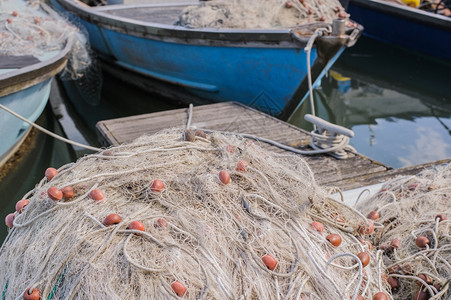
96;102;451;191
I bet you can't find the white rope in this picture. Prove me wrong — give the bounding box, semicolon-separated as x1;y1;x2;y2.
0;103;102;152
304;27;328;119
199;128;356;157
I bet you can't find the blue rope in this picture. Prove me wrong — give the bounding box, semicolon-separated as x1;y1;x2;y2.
47;268;66;300
2;281;8;300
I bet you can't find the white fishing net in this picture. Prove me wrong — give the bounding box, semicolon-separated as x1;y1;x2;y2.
0;0;91;80
0;128;391;300
356;164;451;299
176;0;349;29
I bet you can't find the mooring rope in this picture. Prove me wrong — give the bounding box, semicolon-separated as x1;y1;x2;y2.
0;103;102;152
303;27;330;119
186;103;356;158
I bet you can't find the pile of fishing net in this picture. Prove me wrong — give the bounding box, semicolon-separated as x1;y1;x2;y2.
0;0;91;79
356;164;451;299
176;0;349;29
0;128;391;300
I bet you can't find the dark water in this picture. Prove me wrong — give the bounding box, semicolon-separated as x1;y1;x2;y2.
1;36;451;241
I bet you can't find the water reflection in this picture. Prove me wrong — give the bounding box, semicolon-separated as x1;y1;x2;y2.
289;37;451;168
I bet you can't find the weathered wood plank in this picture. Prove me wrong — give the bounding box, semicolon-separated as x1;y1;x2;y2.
96;102;449;191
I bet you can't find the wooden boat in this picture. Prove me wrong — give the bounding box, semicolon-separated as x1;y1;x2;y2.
0;22;73;166
48;0;362;119
347;0;451;60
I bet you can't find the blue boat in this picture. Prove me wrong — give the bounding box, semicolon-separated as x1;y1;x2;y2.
347;0;451;60
0;40;73;166
49;0;362;119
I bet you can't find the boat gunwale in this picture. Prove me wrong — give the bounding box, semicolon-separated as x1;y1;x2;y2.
350;0;451;30
0;37;73;97
54;0;356;47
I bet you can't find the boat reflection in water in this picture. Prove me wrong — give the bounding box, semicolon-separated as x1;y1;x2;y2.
289;37;451;169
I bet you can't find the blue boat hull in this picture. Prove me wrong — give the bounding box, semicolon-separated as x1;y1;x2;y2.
50;1;361;118
0;31;72;165
347;0;451;60
0;79;52;165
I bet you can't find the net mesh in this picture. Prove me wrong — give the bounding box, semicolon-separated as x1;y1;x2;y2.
0;0;92;80
356;164;451;299
176;0;349;29
1;128;390;300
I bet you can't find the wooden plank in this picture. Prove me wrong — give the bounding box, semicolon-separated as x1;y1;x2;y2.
336;158;451;191
96;101;448;192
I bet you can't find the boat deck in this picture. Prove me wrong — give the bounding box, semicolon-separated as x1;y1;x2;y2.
96;102;451;191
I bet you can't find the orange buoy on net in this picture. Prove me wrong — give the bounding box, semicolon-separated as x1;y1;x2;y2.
45;167;58;181
359;220;374;235
372;291;388;300
150;179;164;192
310;221;324;233
47;187;63;201
89;189;105;201
236;160;249;172
262;254;278;271
103;214;122;226
366;210;380;221
219;170;230;185
154;218;168;229
61;186;74;199
5;213;15;228
15;199;30;213
357;252;370;268
326;234;342;247
171;281;187;297
415;236;430;248
23;288;40;300
128;221;145;235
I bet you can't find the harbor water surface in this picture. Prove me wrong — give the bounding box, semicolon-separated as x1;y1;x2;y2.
1;36;450;241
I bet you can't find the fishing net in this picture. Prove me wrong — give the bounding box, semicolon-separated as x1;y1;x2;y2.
355;164;451;299
176;0;349;29
0;0;92;80
0;128;391;300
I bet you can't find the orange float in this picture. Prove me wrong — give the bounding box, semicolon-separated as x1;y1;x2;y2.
61;186;74;199
261;254;278;271
5;213;15;228
103;214;122;226
219;170;230;185
89;189;105;201
150;179;164;192
45;167;58;181
23;288;40;300
326;234;342;247
154;218;168;229
47;187;62;201
310;221;324;233
128;221;145;234
236;160;249;172
171;281;187;297
15;199;30;213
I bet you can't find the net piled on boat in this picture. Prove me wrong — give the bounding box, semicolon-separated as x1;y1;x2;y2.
1;128;390;300
176;0;349;29
356;164;451;299
0;0;91;79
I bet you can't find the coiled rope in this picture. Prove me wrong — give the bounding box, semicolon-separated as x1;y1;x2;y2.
186;101;356;159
